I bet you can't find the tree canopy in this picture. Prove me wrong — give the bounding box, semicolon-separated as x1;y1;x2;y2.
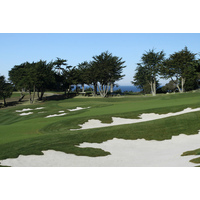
160;46;197;92
133;49;165;96
91;51;126;97
9;60;56;103
0;76;13;106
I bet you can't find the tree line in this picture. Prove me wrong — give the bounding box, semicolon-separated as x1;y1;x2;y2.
1;47;200;106
132;46;200;96
0;51;126;105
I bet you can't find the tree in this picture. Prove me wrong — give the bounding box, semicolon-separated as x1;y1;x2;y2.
133;49;165;96
62;65;76;95
160;47;197;93
132;63;161;94
9;61;37;103
132;64;148;92
162;80;177;93
34;60;55;100
9;60;56;103
77;61;90;93
0;76;13;106
91;51;126;97
9;62;27;101
53;57;67;75
53;58;68;92
84;61;99;96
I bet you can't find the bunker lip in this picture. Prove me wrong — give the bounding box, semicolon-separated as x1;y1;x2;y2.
71;107;200;130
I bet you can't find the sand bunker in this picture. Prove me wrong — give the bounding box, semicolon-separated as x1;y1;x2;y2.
71;107;200;130
1;133;200;167
16;108;33;112
19;112;33;116
3;107;200;166
16;107;44;112
58;111;65;113
45;113;67;118
35;107;45;110
68;107;90;112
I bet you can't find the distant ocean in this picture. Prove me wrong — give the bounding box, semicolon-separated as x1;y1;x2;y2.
113;85;141;92
76;85;141;92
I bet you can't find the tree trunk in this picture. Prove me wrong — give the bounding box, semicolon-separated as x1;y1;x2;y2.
97;84;103;97
149;80;156;96
181;77;185;93
149;81;153;96
40;90;44;100
29;91;33;103
93;83;97;96
106;83;110;96
97;83;109;97
37;91;40;99
19;90;25;102
110;82;113;93
103;84;106;95
3;97;7;106
18;94;25;102
32;85;36;103
82;83;84;92
171;77;181;93
153;78;156;96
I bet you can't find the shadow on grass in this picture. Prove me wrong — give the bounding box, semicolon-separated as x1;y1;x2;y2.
0;93;78;110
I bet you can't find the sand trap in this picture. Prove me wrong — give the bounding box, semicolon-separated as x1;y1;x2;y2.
68;107;90;112
19;112;33;116
1;133;200;167
35;107;45;110
71;107;200;130
16;108;33;112
58;111;65;113
4;107;200;167
16;107;44;112
45;113;67;118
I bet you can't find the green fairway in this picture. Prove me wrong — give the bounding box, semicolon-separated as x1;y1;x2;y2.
1;92;200;165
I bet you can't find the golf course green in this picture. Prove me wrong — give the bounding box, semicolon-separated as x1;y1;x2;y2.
1;91;200;166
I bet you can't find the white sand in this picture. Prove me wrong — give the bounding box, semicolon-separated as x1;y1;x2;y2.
71;107;200;130
19;112;33;116
58;111;65;113
45;113;67;118
16;108;33;112
1;133;200;167
16;107;44;113
68;106;90;112
35;107;45;110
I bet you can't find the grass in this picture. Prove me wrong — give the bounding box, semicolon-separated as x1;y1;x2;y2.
181;148;200;164
1;92;200;165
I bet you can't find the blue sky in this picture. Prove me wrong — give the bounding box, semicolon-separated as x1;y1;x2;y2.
1;33;200;86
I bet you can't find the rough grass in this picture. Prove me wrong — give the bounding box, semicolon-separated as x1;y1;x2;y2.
1;92;200;165
181;148;200;164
